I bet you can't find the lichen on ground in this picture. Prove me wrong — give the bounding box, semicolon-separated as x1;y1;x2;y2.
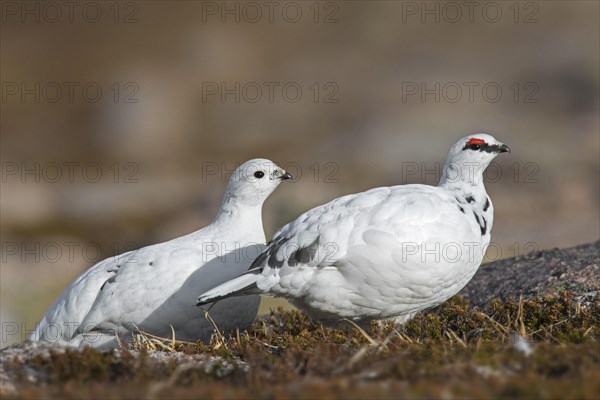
2;292;598;399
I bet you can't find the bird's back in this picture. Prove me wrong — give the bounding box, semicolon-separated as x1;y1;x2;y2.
29;251;135;345
266;184;479;263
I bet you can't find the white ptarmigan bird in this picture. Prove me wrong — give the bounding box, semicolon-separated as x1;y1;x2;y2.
30;159;291;348
198;135;509;325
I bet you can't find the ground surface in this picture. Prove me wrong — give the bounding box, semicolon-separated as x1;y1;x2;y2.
1;242;599;399
461;241;599;307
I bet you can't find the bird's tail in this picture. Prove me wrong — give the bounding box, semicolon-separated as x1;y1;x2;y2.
197;271;260;306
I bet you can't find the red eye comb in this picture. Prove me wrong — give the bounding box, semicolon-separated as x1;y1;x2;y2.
467;138;485;145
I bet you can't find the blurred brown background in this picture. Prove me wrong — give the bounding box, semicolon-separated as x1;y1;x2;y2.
1;1;598;348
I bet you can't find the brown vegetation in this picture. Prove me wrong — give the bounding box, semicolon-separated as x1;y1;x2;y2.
3;292;598;399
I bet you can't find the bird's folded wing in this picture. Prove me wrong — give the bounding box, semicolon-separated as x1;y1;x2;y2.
76;244;188;334
249;187;395;275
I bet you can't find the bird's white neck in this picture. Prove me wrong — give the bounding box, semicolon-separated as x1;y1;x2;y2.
438;157;495;240
438;159;487;192
210;193;266;240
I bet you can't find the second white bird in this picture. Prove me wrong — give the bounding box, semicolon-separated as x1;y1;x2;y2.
31;159;291;347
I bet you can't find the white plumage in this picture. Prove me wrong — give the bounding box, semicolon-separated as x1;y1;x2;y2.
30;159;291;347
198;135;510;325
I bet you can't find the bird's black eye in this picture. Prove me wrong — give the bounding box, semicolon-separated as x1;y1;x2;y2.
254;171;265;179
470;144;481;150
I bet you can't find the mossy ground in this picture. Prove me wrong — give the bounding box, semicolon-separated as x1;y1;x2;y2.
4;293;599;399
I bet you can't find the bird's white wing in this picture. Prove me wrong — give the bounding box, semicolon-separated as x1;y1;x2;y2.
77;241;196;333
30;250;136;343
252;187;391;272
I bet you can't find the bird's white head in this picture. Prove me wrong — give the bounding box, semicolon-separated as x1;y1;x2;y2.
223;158;292;207
440;134;510;187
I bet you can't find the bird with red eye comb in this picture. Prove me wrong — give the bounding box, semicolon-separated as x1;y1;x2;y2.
199;134;510;327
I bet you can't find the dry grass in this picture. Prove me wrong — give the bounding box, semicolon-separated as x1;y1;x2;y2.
3;292;599;399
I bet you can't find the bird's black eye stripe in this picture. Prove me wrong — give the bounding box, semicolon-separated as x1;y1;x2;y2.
254;171;265;179
462;142;505;153
463;142;486;151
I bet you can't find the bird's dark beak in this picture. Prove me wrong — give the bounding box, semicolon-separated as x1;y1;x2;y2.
279;172;293;180
499;144;511;153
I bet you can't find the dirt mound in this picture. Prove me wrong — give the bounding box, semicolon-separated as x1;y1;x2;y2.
461;241;599;308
